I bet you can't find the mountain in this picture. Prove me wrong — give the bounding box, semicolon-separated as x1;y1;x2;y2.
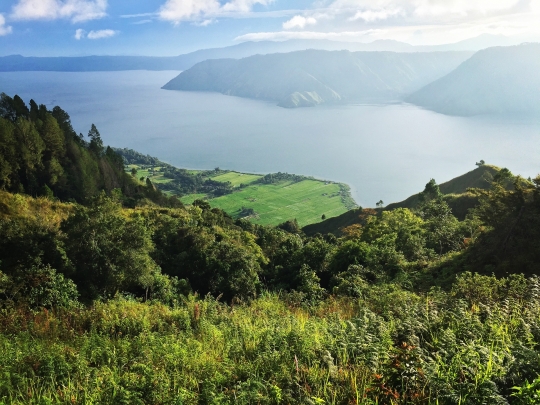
422;34;521;52
0;40;416;72
407;43;540;116
162;50;473;107
1;37;509;73
303;164;501;236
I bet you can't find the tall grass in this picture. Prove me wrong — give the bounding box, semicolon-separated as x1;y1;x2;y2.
2;278;540;404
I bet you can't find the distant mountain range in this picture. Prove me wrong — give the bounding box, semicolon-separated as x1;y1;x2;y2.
406;43;540;116
4;37;538;116
162;50;473;107
0;35;520;72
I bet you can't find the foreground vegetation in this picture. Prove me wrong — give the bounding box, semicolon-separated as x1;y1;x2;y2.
3;280;540;405
2;94;540;403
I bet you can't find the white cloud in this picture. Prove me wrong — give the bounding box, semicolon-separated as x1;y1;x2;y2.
158;0;274;22
11;0;107;23
74;28;117;39
283;15;317;29
321;0;529;22
74;28;85;39
0;14;12;36
350;8;403;22
238;0;540;46
87;29;117;39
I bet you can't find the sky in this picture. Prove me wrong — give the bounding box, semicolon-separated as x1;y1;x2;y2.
1;0;539;56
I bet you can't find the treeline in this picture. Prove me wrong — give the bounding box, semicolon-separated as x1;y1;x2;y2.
160;167;234;196
0;93;181;208
255;172;307;185
2;167;539;305
114;147;236;197
113;147;163;166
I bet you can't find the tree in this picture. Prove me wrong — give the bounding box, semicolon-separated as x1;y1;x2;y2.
61;193;159;299
362;208;427;261
419;198;462;255
419;179;442;203
277;219;302;234
0;93;29;121
376;200;384;208
41;114;65;160
321;214;326;220
476;160;485;166
0;118;17;190
87;123;104;156
16;118;46;194
152;220;267;301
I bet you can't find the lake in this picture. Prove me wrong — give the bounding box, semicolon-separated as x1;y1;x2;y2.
1;70;539;207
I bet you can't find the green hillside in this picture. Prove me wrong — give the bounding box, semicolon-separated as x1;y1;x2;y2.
304;164;501;236
385;164;499;211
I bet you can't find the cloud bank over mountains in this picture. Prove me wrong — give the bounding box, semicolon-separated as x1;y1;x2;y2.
240;0;540;44
0;0;539;56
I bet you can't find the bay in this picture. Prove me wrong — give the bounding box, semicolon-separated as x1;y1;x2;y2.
1;70;539;207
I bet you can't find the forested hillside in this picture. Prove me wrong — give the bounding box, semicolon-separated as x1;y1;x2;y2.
0;93;181;208
1;96;540;403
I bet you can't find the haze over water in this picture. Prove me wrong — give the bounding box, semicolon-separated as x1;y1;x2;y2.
2;70;539;207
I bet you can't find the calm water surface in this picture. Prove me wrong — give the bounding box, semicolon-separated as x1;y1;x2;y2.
1;70;539;206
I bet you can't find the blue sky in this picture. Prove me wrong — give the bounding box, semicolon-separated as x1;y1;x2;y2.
1;0;539;56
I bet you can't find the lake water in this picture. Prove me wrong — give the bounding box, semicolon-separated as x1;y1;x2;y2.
1;70;539;207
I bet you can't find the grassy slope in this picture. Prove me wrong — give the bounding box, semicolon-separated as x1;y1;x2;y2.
385;165;499;211
303;208;366;236
210;180;349;227
304;165;501;236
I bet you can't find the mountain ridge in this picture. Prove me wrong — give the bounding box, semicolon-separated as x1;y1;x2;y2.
162;50;473;107
407;43;540;116
0;36;516;72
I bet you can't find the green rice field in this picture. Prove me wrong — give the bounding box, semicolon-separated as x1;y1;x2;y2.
209;179;349;226
127;165;354;226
